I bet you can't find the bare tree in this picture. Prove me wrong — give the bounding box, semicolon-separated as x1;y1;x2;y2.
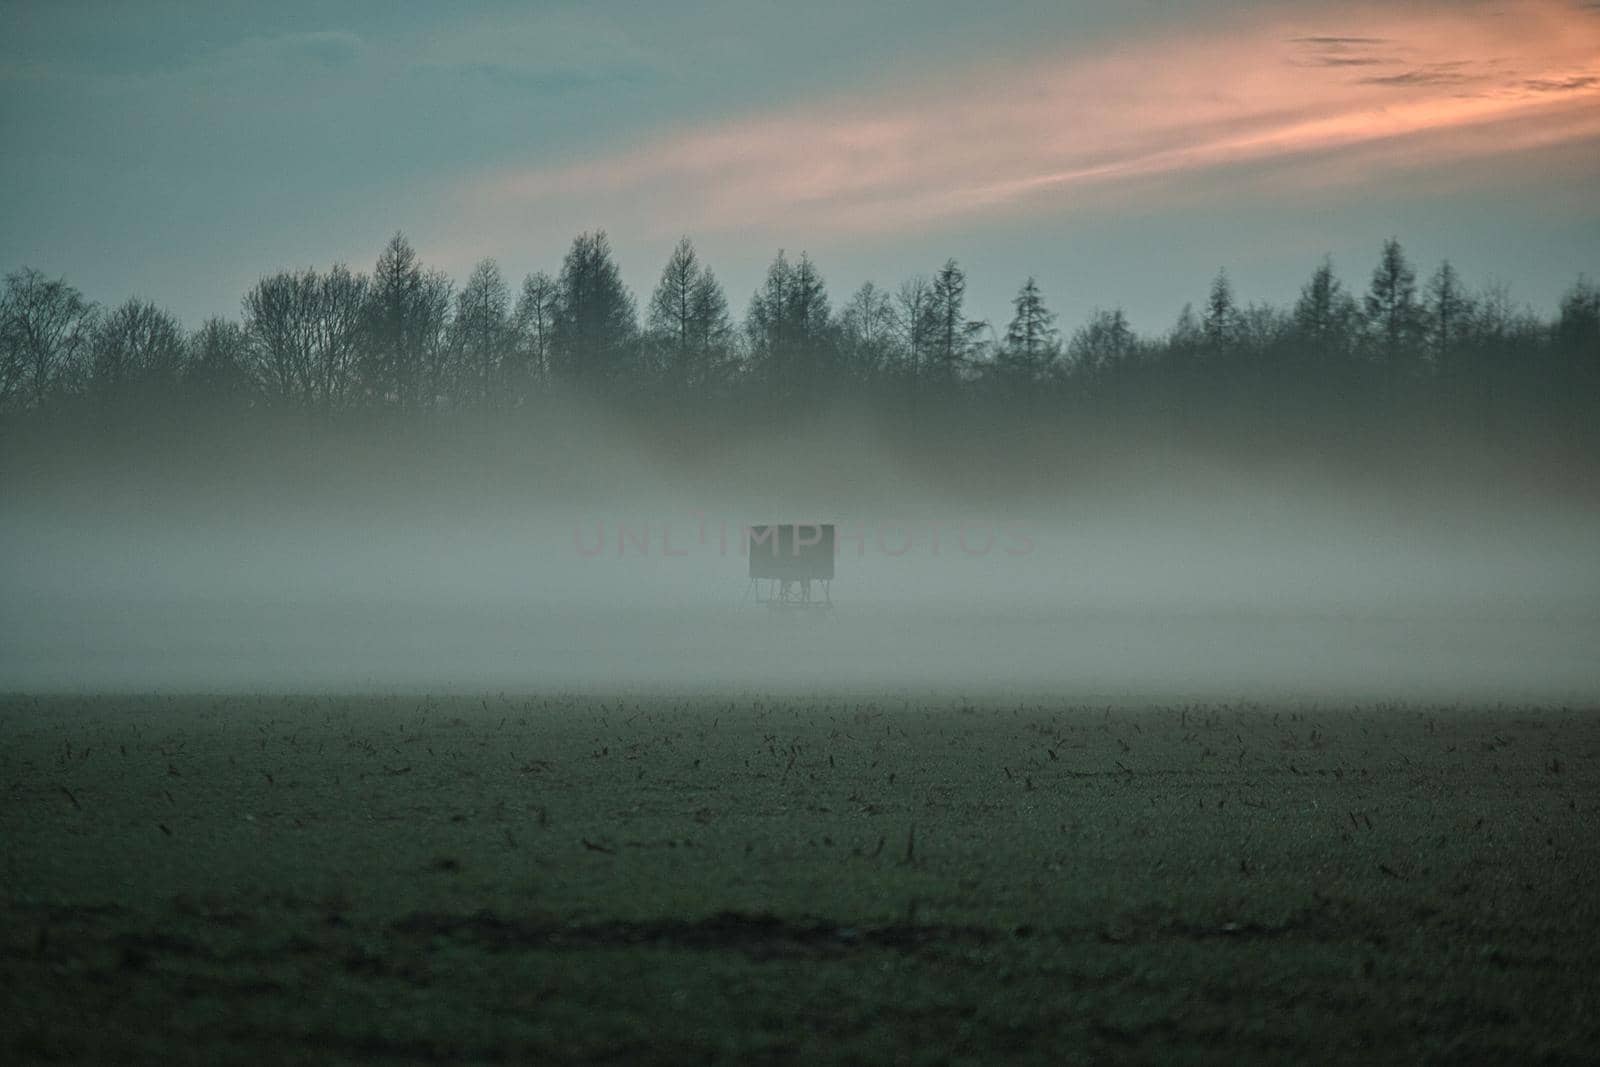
244;269;321;407
512;271;559;401
0;268;95;409
1068;307;1138;401
314;264;369;411
185;317;255;405
417;269;455;410
89;298;186;402
839;281;898;382
893;275;936;385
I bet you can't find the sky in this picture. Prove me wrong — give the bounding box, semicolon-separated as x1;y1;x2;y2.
3;0;1598;336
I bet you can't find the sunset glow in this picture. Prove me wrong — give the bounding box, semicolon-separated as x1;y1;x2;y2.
473;1;1600;236
4;0;1596;327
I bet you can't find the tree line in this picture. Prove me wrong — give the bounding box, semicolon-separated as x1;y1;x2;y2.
2;231;1595;436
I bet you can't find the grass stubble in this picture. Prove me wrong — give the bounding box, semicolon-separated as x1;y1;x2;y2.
2;695;1597;1063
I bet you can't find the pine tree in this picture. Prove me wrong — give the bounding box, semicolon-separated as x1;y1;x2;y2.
745;250;834;400
451;258;512;408
996;277;1060;385
927;259;986;383
362;232;452;411
551;230;638;389
1553;276;1600;413
1555;276;1598;375
1423;260;1473;368
646;237;732;394
1292;257;1357;356
1363;238;1423;392
1203;269;1238;352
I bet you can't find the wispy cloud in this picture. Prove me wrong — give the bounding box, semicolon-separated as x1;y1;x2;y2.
458;1;1600;241
1289;34;1395;68
1358;65;1475;87
1289;36;1390;45
426;61;650;95
1523;74;1600;91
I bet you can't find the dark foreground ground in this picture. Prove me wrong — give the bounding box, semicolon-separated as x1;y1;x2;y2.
2;695;1597;1064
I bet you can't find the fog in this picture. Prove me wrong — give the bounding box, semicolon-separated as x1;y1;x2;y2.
3;404;1597;702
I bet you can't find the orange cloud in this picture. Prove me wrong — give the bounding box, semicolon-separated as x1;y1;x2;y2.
460;0;1600;239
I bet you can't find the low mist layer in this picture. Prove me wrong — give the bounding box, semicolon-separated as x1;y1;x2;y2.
3;405;1596;701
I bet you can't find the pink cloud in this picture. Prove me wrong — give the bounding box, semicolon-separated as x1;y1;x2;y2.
457;0;1600;241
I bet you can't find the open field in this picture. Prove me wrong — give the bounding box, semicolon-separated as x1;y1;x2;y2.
3;694;1598;1063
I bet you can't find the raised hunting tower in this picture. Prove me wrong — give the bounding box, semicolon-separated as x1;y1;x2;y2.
745;523;834;613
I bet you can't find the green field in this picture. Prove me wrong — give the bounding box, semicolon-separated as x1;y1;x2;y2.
4;695;1597;1063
